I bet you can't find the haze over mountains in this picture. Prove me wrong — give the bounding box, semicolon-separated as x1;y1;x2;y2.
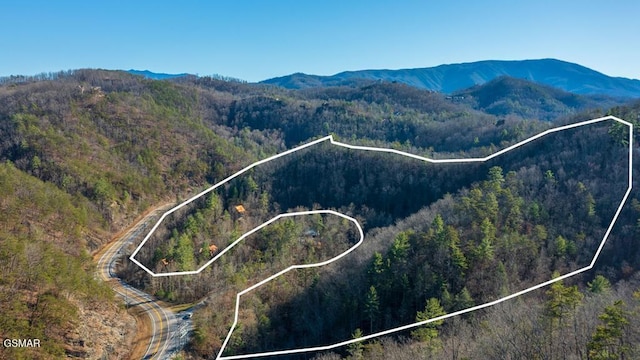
259;59;640;98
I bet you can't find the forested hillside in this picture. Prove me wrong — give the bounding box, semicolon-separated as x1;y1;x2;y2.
0;70;639;359
0;71;265;359
124;118;636;359
452;76;624;121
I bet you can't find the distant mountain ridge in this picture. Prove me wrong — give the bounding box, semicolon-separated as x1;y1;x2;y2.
127;69;190;80
261;59;640;98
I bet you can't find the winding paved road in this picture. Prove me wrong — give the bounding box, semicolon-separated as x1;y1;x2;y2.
96;206;178;360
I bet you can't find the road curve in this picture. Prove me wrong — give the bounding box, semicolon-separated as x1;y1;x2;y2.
96;205;176;360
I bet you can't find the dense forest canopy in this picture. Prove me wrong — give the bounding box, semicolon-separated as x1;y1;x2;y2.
126;119;631;358
0;69;639;359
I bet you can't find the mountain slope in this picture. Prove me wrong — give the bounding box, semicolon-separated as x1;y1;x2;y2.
261;59;640;98
453;75;624;120
0;70;261;358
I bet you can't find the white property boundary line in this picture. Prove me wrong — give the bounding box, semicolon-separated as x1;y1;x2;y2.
129;115;633;359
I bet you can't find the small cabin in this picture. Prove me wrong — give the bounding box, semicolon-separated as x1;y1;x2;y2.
304;229;319;237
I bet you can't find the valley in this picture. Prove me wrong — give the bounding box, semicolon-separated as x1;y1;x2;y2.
0;64;639;359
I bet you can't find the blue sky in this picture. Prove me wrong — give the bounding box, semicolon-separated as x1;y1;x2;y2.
2;1;639;82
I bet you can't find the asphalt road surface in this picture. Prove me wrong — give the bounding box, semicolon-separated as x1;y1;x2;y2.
97;205;182;360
